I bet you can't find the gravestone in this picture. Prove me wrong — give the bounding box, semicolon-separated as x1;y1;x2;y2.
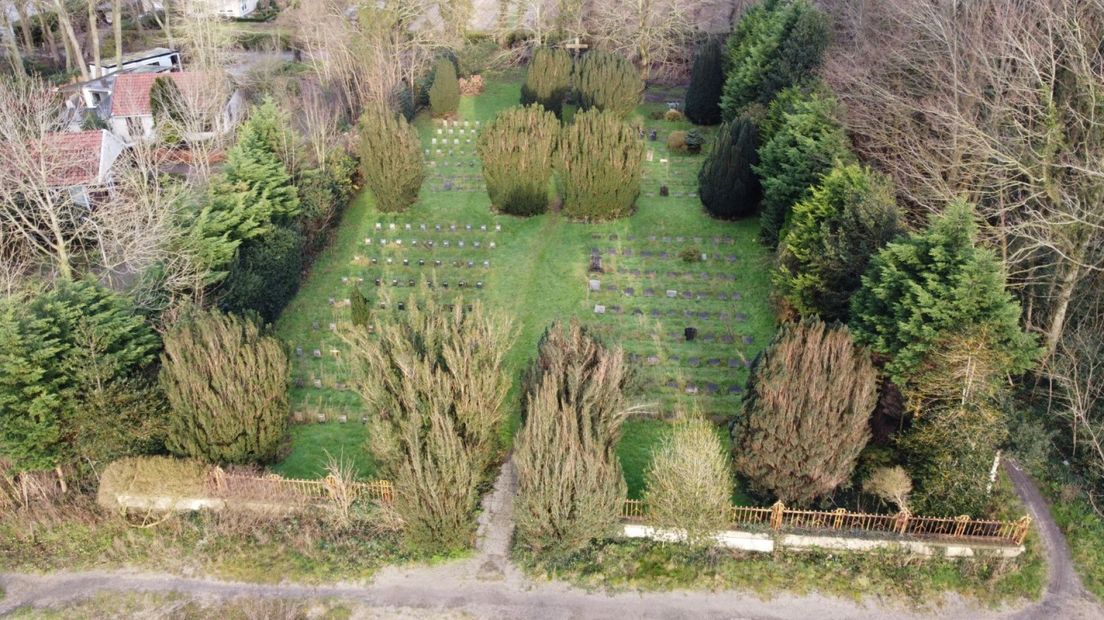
684;327;698;341
688;357;701;367
666;290;677;298
728;358;741;368
594;304;606;314
644;288;655;297
589;279;601;291
589;254;604;273
742;335;755;345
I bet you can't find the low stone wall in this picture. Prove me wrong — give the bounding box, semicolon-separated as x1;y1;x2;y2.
623;524;1025;559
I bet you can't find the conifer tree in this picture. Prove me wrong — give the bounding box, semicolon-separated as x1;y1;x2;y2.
698;117;762;219
720;0;830;121
349;286;371;328
754;89;851;248
557;109;643;221
514;321;631;557
735;319;876;505
357;104;425;213
775;163;901;321
521;47;572;118
160;310;289;465
345;286;515;553
477;105;558;216
575;51;643;118
428;58;460;118
850;201;1040;387
684;38;725;126
0;281;159;473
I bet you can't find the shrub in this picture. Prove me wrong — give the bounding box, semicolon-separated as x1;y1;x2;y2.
850;201;1040;388
521;47;573;118
557;109;643;221
863;465;912;513
698;117;762;219
297;151;358;254
97;456;209;509
720;0;830;120
775;163;901;322
684;38;725;125
644;416;732;546
349;286;371;328
0;281;160;474
219;225;304;324
575;51;643;118
477;105;558;216
735;319;876;505
666;130;688;152
428;58;460;117
345;287;515;553
514;321;631;558
458;74;485;95
160;310;289;465
357;104;425;213
664;109;684;122
754;89;851;248
684;129;704;153
679;247;702;263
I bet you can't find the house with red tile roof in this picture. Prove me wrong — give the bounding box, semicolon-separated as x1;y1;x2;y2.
108;71;245;144
38;130;128;206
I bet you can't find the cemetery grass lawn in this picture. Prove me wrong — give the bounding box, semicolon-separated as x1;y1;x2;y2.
271;422;374;480
273;74;777;490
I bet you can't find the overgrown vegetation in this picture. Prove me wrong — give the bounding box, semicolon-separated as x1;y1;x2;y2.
345;287;514;553
514;321;631;559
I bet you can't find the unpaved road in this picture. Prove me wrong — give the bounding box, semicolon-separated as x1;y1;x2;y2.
1;460;1100;619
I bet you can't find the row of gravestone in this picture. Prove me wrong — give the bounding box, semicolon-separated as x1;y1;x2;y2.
592;305;751;327
347;259;493;274
589;280;746;300
629;353;754;369
592;233;737;244
613;268;745;283
373;222;500;233
362;238;498;249
594;247;738;262
659;381;745;396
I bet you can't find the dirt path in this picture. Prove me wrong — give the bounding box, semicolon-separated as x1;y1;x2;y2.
2;461;1100;619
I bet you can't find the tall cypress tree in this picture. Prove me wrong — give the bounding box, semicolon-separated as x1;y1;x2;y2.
574;51;643;118
477;105;558;216
698;117;762;219
429;58;460;117
358;104;425;213
684;38;725;126
557;109;643;220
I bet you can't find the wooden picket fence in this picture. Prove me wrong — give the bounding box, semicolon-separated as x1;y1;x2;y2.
208;467;393;506
621;499;1031;546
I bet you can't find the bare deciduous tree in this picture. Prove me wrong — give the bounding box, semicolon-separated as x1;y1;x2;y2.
587;0;708;82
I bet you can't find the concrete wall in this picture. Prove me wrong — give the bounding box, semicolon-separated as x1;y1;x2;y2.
623;524;1026;559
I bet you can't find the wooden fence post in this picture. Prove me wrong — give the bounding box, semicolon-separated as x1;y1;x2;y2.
212;466;226;492
953;515;970;538
833;507;846;530
1014;515;1032;545
895;510;911;535
770;500;785;531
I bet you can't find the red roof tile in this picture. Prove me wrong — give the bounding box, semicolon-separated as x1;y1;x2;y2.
110;72;211;117
39;131;105;186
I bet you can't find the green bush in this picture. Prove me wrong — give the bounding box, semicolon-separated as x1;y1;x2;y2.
357;105;424;213
160;310;289;465
521;47;573;118
754;89;851;247
97;456;209;509
666;130;688;152
684;38;725;125
775;163;901;322
735;319;876;505
350;286;371;328
558;109;643;221
514;321;630;558
720;0;830;120
219;224;304;324
428;58;460;117
477;105;558;216
575;51;642;118
698;117;762;219
345;287;515;554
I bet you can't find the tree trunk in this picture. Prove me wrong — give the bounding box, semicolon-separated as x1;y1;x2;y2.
1044;259;1082;360
113;0;123;70
13;1;35;56
86;0;102;76
0;11;24;76
35;2;61;65
149;0;172;47
54;0;91;81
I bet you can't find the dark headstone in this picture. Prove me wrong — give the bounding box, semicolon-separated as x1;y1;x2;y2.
734;312;748;322
684;327;698;341
649;129;658;141
707;358;721;367
722;334;735;344
589;254;604;273
624;287;634;296
728;358;741;368
688;357;701;367
659;185;669;197
644;288;655;297
728;385;744;395
742;335;755;345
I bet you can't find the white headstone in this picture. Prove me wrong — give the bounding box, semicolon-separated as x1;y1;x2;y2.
594;304;606;314
589;279;601;291
666;290;678;298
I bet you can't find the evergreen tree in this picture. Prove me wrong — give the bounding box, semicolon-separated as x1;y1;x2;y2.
345;286;515;553
0;281;159;473
557;109;643;221
514;321;630;557
775;163;901;321
698;117;762;219
720;0;830;121
850;201;1040;387
358;104;425;213
161;310;288;465
477;105;558;216
575;51;643;118
735;319;876;505
754;89;851;248
149;76;185;143
683;38;725;126
429;58;460;118
521;47;572;118
219;224;304;323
